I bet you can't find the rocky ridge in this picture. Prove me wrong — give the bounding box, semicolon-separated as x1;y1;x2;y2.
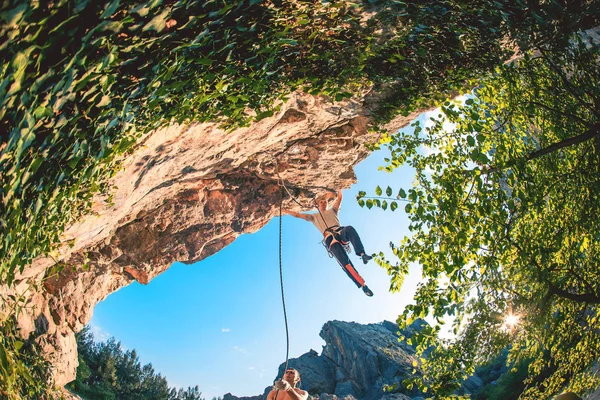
225;320;447;400
222;320;600;400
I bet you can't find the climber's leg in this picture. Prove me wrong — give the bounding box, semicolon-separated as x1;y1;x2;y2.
326;237;365;288
339;225;366;256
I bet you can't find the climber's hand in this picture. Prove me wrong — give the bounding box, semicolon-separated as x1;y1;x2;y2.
274;380;292;391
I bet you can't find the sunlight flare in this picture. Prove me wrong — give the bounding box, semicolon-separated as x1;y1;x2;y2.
502;314;521;331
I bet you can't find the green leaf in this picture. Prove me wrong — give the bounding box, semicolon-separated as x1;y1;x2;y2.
0;343;8;370
358;199;365;207
375;186;382;196
398;188;407;199
1;3;28;26
143;9;170;33
386;186;392;197
467;135;475;146
197;58;213;66
477;152;490;164
67;157;82;169
97;95;111;107
131;3;151;17
390;201;398;211
366;199;373;209
33;106;52;119
101;0;121;19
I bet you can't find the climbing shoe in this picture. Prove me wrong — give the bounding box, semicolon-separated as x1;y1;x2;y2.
361;254;373;264
362;285;374;297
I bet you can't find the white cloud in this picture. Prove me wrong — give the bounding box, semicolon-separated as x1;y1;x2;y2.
221;328;231;333
89;323;111;342
232;345;248;354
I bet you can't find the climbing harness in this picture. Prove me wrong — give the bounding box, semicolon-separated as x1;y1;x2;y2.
322;225;351;257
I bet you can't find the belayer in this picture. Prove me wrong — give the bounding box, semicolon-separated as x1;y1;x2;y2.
283;190;374;296
268;368;308;400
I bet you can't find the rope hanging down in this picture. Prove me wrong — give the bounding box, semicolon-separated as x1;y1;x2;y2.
276;176;335;387
278;185;290;374
278;177;333;230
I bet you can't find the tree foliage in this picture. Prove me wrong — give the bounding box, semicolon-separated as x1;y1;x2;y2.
364;31;600;398
68;326;205;400
0;317;58;400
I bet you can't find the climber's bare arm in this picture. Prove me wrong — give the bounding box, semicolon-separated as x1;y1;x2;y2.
282;209;312;221
332;190;342;212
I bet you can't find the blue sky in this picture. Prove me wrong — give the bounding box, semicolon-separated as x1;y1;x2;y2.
89;112;437;399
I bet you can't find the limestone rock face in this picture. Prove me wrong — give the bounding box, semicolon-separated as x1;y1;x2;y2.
1;91;424;387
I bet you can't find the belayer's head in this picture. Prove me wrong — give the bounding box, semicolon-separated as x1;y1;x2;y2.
283;368;301;387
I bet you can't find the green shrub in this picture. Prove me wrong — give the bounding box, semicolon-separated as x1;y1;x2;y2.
0;317;59;399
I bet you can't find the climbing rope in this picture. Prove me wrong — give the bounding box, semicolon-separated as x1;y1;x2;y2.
277;175;332;228
275;179;330;392
274;168;336;389
278;185;290;374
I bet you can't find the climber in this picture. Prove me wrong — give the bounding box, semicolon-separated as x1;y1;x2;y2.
283;190;374;297
268;368;308;400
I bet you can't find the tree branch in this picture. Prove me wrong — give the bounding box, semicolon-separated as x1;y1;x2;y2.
548;284;600;304
523;123;600;161
480;123;600;174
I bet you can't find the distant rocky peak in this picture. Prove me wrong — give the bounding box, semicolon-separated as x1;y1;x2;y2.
225;320;429;400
